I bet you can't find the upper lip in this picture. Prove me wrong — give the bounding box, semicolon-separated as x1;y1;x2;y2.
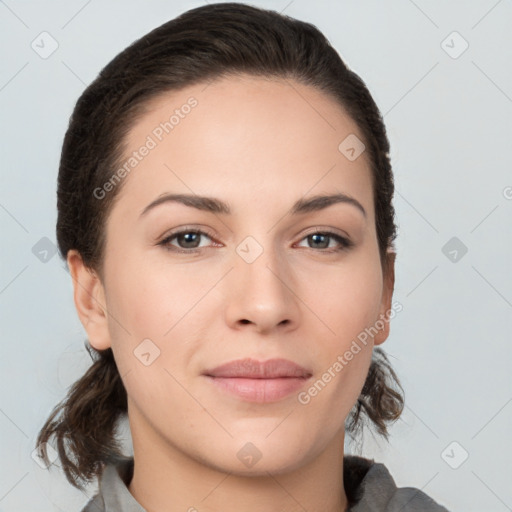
203;358;312;378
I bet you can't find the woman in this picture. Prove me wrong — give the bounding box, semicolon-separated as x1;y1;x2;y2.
35;3;450;511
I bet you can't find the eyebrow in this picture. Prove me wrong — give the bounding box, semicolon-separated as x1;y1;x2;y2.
140;192;367;218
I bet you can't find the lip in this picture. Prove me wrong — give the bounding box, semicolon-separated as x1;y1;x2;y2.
203;358;312;379
203;358;312;403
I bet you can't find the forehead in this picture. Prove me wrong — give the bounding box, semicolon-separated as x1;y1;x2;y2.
112;73;374;219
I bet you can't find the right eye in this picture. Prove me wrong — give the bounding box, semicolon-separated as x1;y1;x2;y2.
158;228;218;253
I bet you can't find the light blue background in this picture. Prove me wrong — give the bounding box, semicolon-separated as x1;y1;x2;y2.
1;1;511;511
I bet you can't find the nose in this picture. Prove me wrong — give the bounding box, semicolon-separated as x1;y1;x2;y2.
224;239;301;334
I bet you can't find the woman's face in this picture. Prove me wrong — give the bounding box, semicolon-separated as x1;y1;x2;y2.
81;74;394;474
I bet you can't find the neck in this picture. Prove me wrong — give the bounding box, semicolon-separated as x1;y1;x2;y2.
126;411;348;512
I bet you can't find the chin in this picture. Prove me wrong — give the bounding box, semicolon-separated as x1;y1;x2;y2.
195;437;313;477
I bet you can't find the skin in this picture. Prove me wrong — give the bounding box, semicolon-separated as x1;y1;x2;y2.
68;74;395;512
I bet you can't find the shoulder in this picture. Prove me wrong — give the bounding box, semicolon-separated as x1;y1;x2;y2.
79;458;144;512
344;455;451;511
80;492;105;512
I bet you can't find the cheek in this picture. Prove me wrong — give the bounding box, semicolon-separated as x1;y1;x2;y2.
103;255;214;375
297;276;379;432
298;255;382;403
302;254;383;345
105;253;205;335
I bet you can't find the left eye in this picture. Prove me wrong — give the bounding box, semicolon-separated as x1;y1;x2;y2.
158;229;352;253
296;232;352;251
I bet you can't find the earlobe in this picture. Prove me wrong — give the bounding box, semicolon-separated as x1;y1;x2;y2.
374;250;396;346
67;249;112;351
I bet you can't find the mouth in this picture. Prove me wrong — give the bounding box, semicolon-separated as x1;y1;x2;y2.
202;358;312;403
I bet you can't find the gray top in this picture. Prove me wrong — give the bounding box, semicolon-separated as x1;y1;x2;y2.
81;455;450;511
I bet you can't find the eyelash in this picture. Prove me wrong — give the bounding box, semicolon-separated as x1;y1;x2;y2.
157;227;354;254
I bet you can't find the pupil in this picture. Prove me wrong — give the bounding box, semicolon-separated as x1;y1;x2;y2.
180;232;199;248
311;234;328;249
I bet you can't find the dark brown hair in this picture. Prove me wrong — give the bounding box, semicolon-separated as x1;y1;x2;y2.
35;2;404;491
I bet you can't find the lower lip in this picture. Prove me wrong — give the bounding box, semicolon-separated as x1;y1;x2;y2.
205;376;311;403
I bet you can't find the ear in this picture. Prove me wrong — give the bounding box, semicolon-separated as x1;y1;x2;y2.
67;249;111;351
374;250;396;346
